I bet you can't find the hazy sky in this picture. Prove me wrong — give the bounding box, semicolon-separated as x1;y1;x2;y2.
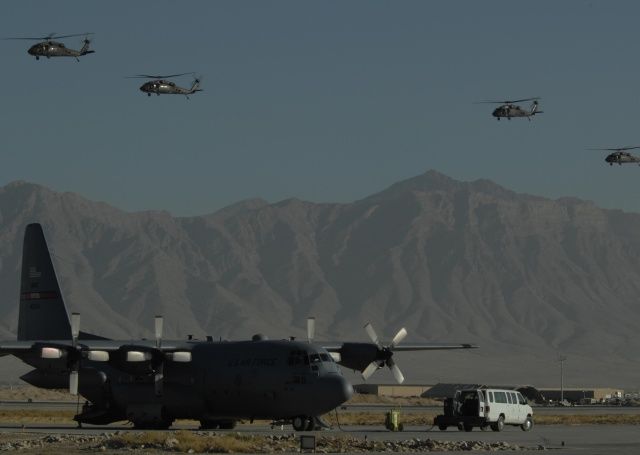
2;1;640;216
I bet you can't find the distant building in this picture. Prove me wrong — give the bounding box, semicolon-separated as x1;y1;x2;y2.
538;388;623;403
353;384;432;397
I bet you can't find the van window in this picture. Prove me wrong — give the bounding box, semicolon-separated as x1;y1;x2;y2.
507;393;513;404
494;391;507;403
510;392;517;404
488;391;494;402
517;393;527;405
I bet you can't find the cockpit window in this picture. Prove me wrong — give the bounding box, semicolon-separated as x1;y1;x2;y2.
320;353;330;362
309;353;321;363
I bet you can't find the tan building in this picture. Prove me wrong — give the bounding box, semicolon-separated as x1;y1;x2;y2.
354;384;433;397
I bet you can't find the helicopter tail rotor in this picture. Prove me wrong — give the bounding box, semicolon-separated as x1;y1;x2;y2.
80;35;94;55
191;74;203;92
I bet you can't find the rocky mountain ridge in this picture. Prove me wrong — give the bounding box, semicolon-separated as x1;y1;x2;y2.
1;171;639;387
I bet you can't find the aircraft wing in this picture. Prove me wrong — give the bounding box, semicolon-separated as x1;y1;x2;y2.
0;340;35;355
0;339;194;355
384;343;477;351
321;342;477;353
321;340;477;382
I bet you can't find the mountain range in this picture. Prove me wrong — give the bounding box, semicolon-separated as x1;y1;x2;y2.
1;171;639;388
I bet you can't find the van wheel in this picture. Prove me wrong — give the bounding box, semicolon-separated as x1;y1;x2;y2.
463;423;473;432
491;416;505;432
438;424;447;431
521;416;533;432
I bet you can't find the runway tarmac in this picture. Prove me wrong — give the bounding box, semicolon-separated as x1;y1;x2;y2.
0;422;638;454
4;399;640;414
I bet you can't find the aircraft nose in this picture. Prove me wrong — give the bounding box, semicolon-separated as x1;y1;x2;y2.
321;374;353;405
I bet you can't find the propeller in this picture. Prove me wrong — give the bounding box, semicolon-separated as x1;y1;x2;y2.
69;312;81;395
307;317;315;343
361;323;408;384
154;315;164;396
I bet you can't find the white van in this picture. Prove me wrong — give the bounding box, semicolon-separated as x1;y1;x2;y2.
435;388;533;432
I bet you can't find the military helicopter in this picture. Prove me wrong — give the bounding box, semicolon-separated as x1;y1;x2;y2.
475;97;542;120
128;73;203;99
588;146;640;166
4;33;94;61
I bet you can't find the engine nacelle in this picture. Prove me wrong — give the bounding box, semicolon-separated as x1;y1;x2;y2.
336;342;381;371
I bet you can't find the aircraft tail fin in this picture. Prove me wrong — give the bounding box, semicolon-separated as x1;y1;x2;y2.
17;224;71;341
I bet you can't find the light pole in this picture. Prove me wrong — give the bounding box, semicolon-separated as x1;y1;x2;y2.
558;355;567;403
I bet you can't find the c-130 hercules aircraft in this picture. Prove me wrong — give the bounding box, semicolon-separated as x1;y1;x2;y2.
0;224;475;430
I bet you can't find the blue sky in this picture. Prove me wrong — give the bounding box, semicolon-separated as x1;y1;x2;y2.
2;0;640;215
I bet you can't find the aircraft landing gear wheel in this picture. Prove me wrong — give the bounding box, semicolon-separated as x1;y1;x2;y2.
305;417;316;431
218;420;236;430
491;415;505;432
199;420;220;430
521;416;533;432
292;415;307;431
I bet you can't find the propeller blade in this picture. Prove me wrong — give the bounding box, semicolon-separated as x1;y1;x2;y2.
364;323;380;347
155;315;163;348
362;361;380;381
307;317;315;343
71;313;80;346
154;364;164;397
389;360;405;384
390;328;407;348
69;370;79;395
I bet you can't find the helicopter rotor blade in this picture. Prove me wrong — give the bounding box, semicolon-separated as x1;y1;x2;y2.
474;97;540;105
4;32;93;41
587;146;640;151
128;72;194;79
